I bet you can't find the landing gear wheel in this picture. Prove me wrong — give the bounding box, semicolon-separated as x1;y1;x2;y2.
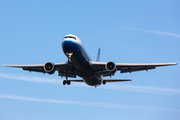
67;80;71;85
63;80;71;85
103;80;106;85
63;80;66;85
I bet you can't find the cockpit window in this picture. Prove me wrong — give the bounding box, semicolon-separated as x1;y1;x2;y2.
63;36;76;40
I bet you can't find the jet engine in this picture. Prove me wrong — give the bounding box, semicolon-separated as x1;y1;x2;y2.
105;61;117;73
44;62;55;74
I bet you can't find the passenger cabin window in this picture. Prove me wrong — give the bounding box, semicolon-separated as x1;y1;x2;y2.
64;36;76;40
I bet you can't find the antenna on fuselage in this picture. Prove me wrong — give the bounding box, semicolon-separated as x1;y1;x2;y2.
96;48;100;62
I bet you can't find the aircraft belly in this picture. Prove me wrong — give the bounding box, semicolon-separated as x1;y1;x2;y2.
83;77;99;86
62;40;99;86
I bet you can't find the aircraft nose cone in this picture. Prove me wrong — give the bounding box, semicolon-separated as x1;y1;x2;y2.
62;40;74;53
62;40;72;48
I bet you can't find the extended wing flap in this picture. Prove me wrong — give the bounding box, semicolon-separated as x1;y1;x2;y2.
120;66;156;73
23;67;45;73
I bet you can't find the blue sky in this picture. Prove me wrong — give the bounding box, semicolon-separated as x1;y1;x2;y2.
0;0;180;120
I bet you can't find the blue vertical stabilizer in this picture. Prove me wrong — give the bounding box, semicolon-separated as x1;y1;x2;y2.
96;48;100;62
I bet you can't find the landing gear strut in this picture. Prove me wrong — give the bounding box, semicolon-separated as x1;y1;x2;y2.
99;74;106;85
63;76;71;85
66;52;73;63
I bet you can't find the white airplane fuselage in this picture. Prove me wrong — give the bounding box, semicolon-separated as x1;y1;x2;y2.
62;35;99;86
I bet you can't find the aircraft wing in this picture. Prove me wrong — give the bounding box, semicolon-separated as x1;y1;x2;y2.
3;62;76;77
3;64;45;72
90;61;177;73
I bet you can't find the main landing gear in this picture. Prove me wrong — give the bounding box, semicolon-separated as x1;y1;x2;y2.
99;80;106;85
99;75;106;85
63;52;73;85
63;76;71;85
63;80;71;85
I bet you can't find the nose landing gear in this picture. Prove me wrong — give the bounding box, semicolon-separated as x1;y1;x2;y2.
66;52;73;63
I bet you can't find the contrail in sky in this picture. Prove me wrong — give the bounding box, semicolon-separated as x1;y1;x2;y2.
0;93;179;112
0;72;180;95
126;27;180;38
100;84;180;95
0;72;62;84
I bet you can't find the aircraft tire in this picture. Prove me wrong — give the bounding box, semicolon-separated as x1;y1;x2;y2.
103;80;106;85
67;80;71;85
63;80;66;85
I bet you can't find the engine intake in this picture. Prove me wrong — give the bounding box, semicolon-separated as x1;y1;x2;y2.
105;61;117;73
44;62;55;74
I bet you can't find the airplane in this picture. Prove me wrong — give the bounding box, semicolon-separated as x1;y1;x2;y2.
3;34;177;87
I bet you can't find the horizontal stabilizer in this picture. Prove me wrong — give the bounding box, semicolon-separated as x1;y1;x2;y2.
70;80;84;82
105;79;132;82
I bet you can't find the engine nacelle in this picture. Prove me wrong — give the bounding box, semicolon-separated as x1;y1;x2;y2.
105;61;117;73
44;62;55;74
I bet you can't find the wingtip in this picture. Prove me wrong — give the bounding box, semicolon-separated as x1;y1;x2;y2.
3;65;13;67
172;63;178;65
2;65;18;67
